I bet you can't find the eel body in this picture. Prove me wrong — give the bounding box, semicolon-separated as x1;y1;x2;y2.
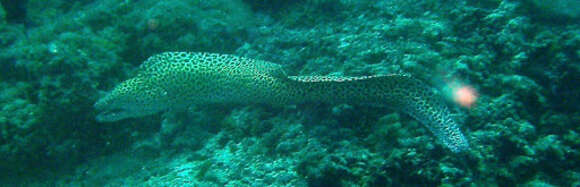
94;52;469;152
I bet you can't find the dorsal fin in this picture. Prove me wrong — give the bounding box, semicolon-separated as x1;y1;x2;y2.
136;52;196;78
139;52;176;71
268;66;289;80
287;74;402;83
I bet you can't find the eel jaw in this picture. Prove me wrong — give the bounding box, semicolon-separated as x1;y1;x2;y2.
94;98;129;122
95;107;130;122
93;92;138;122
94;94;164;122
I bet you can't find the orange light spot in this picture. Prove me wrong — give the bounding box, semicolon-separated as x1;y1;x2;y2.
453;86;477;108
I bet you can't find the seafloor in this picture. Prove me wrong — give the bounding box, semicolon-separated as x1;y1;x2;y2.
0;0;579;186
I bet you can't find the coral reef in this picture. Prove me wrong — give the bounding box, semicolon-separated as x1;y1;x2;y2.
0;0;578;185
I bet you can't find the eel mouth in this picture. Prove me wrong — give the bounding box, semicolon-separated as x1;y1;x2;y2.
94;96;126;122
95;107;128;122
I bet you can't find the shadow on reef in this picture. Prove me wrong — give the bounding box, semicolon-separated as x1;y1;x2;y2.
0;0;27;24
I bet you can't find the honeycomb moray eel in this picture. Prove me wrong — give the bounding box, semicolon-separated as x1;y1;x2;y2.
94;52;469;152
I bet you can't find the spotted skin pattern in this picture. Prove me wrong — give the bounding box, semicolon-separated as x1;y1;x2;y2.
94;52;469;152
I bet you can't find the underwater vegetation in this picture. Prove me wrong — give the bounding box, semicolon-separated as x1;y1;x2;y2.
0;0;579;186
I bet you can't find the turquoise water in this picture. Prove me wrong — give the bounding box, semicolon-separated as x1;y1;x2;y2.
0;0;578;186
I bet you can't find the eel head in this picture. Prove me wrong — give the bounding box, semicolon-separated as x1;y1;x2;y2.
94;77;170;122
